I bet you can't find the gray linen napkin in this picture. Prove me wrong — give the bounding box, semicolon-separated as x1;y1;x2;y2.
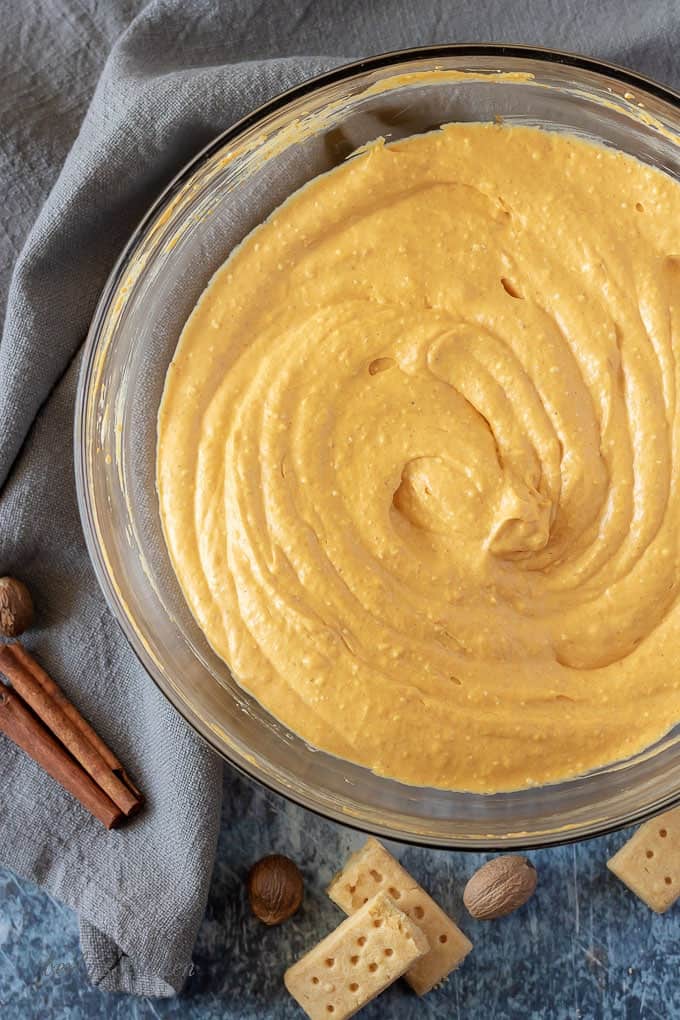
1;0;678;999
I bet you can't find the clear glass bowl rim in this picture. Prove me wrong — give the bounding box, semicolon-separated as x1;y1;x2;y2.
75;43;680;849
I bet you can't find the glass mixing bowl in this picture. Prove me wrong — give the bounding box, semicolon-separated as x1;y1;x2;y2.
75;45;680;848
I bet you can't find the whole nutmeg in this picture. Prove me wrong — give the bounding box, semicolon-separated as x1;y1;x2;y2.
248;854;303;925
463;854;537;920
0;577;34;638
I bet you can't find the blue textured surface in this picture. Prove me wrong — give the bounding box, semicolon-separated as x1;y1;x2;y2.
1;766;678;1019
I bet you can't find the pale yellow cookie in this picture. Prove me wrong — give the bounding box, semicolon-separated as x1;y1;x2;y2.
327;838;472;994
607;807;680;913
284;890;428;1020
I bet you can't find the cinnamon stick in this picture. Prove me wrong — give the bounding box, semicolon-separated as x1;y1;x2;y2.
7;641;141;799
0;683;123;829
0;643;142;817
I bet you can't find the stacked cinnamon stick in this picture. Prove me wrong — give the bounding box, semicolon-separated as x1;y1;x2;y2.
0;642;143;828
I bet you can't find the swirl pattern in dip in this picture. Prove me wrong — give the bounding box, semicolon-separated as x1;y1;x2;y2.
158;123;680;792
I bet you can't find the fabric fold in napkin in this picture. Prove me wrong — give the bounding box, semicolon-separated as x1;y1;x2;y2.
0;0;678;997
